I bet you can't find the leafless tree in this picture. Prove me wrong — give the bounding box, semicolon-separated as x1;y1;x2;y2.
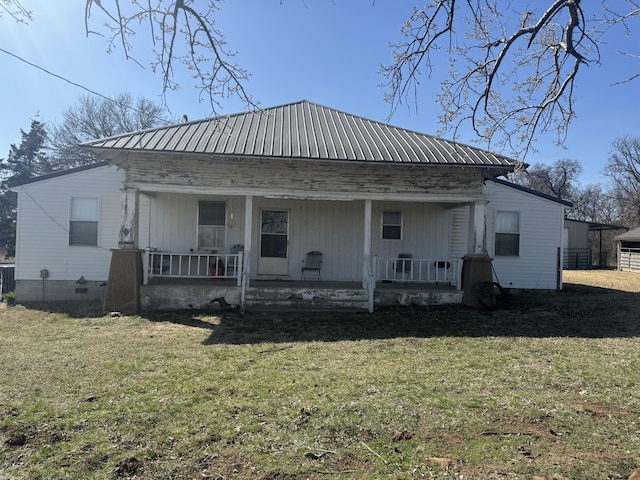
603;135;640;225
570;184;621;223
48;93;170;169
381;1;640;158
84;0;255;113
511;158;582;199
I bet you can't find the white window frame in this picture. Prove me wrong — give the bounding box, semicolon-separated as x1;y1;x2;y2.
495;210;520;257
69;197;100;247
198;201;226;250
381;211;402;240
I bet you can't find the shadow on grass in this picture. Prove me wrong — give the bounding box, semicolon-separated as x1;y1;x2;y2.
138;283;640;344
15;283;640;343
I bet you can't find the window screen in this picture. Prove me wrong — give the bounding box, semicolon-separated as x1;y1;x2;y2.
382;211;402;240
495;211;520;256
198;201;226;249
69;197;99;246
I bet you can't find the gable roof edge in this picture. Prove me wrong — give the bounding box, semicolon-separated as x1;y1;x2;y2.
489;177;573;207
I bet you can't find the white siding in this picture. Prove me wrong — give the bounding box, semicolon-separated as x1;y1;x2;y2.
484;181;565;289
449;205;470;261
14;165;124;282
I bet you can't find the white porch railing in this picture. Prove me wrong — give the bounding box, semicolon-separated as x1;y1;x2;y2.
374;256;459;286
144;251;244;286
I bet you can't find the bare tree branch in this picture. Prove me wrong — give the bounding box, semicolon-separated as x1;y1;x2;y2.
382;0;640;159
84;0;256;114
0;0;32;23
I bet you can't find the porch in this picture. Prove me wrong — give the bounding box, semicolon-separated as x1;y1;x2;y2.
141;251;462;311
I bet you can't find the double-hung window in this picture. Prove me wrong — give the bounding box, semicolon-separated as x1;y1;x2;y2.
382;211;402;240
69;197;99;246
495;211;520;256
198;201;226;249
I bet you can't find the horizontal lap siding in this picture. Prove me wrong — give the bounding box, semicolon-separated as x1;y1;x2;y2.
15;166;124;281
485;182;564;289
127;154;483;196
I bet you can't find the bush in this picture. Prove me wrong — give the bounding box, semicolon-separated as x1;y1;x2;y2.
4;291;16;305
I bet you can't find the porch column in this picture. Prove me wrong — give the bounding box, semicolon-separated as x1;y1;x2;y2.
104;188;143;314
363;199;372;288
468;200;488;254
462;200;493;307
119;188;139;248
242;195;253;300
363;199;375;313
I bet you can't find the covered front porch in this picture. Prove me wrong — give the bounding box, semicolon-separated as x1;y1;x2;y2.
107;184;490;313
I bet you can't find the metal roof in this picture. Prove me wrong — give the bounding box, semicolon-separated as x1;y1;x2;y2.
82;100;516;168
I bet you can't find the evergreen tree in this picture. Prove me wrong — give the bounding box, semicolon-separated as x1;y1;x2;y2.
0;120;49;257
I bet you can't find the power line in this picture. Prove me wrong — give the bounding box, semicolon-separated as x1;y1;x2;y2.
0;46;173;126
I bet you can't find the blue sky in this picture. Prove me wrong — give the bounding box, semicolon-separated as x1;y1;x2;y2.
1;1;638;186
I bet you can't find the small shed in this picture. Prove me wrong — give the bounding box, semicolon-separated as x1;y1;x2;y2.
615;227;640;272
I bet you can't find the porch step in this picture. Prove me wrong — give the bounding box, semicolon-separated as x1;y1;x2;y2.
244;287;369;311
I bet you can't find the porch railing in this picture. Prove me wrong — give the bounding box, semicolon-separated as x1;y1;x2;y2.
145;251;243;286
374;256;458;286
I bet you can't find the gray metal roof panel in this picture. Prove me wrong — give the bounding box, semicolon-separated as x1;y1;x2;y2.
81;100;516;168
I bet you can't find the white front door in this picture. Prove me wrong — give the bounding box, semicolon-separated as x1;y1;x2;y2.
258;210;289;276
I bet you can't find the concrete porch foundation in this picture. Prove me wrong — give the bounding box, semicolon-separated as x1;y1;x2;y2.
140;280;462;311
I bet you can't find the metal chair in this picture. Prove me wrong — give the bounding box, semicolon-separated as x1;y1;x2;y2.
396;253;413;279
301;251;323;280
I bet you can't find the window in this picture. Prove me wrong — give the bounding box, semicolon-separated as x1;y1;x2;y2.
382;211;402;240
198;201;226;249
495;211;520;256
69;197;99;246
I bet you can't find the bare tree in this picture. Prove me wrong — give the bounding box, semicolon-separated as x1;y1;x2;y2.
381;1;640;158
603;135;640;225
511;158;582;199
48;93;171;169
84;0;255;113
570;184;621;223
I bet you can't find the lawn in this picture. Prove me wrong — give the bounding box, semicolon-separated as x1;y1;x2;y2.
1;270;640;479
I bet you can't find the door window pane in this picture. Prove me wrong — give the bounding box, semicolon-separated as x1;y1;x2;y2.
261;210;288;258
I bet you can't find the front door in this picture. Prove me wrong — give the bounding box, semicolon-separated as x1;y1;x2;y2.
258;210;289;276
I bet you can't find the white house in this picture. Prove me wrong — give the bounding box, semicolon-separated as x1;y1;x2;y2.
10;101;570;312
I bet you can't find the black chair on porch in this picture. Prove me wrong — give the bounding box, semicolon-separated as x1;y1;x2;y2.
301;251;323;280
395;253;413;280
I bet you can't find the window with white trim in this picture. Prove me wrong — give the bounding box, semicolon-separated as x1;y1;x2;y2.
69;197;99;246
382;211;402;240
198;201;226;249
495;211;520;256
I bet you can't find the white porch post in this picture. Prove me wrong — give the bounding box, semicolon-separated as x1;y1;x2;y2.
119;188;139;248
104;188;143;314
241;195;253;310
363;199;375;313
468;200;488;254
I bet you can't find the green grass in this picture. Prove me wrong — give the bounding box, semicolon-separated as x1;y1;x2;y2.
2;272;640;479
